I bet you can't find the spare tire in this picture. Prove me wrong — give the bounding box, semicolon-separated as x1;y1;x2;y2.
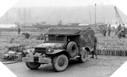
67;41;79;58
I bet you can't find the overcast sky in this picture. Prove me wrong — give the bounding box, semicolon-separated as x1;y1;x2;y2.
13;0;113;7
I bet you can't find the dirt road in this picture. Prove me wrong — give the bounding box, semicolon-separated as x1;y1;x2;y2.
5;55;127;77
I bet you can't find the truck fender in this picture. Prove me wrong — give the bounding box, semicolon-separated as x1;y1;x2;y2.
51;49;65;54
51;50;70;58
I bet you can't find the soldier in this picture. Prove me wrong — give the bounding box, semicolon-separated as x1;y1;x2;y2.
108;24;111;36
117;24;126;38
118;24;122;32
102;29;106;36
22;33;30;39
18;27;21;34
118;27;126;38
15;22;21;34
90;36;98;59
116;24;122;35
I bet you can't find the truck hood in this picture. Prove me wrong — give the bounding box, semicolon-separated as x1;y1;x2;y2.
35;43;66;48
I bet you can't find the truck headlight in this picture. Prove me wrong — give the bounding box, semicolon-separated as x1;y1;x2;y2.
47;48;54;53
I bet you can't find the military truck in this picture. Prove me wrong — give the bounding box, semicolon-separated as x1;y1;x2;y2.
22;26;97;72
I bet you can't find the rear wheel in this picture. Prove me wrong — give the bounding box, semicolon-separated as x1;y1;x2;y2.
53;54;69;72
26;62;41;70
79;50;88;63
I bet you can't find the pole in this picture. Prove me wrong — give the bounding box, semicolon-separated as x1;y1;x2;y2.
89;10;91;24
95;4;96;26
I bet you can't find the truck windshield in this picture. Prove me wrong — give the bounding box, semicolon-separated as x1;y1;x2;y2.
45;35;66;42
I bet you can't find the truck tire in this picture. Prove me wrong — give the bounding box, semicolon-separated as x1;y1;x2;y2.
79;49;88;63
26;62;41;70
67;41;78;58
53;54;69;72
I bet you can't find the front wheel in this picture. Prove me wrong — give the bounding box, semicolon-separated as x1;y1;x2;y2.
53;54;69;72
79;50;88;63
26;62;41;70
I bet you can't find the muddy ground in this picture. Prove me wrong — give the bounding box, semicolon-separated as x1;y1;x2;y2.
5;55;127;77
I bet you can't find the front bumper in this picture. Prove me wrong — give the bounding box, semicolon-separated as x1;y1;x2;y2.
22;55;51;64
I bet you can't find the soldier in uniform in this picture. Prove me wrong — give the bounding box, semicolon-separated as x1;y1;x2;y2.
90;36;98;59
118;27;126;38
18;27;21;34
117;24;126;38
116;24;122;35
108;24;111;36
15;22;21;34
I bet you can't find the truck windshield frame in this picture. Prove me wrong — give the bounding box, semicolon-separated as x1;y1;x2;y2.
45;34;67;42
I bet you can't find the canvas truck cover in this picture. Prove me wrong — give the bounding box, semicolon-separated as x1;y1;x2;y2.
47;26;91;35
47;29;80;35
79;29;96;48
46;26;96;48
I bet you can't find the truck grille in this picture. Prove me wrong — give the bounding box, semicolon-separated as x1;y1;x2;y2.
34;57;39;62
35;48;46;54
